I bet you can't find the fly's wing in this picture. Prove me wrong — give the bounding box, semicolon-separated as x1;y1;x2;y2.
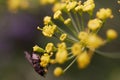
24;51;48;77
24;51;32;64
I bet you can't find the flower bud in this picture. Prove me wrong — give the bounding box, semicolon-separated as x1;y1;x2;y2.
54;67;63;77
106;29;117;40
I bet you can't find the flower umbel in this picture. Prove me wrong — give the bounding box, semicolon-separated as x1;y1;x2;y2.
26;0;118;77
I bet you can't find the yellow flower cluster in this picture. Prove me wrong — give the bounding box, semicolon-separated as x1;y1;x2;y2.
96;8;113;20
82;0;95;12
34;0;118;77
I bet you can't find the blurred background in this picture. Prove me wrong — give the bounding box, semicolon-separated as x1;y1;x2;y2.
0;0;120;80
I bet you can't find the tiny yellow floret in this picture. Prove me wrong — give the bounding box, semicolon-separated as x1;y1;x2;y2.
77;51;91;69
66;1;77;11
53;10;62;19
42;25;57;37
60;33;67;41
64;18;71;24
52;3;66;12
54;67;63;77
33;45;44;52
82;0;95;12
106;29;118;40
78;31;88;43
55;49;68;64
75;5;83;12
44;16;51;25
88;18;102;31
96;8;113;20
45;43;54;53
87;34;103;48
57;42;66;50
72;43;82;56
40;54;50;67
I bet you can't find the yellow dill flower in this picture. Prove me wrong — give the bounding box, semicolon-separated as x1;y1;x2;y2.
40;53;50;67
60;33;67;41
78;31;88;43
54;67;63;77
87;34;104;49
44;16;52;25
42;25;57;37
45;43;54;53
82;0;95;12
53;10;62;19
88;18;102;31
33;45;44;52
75;1;82;12
77;51;91;69
7;0;20;12
55;49;68;64
106;29;118;40
52;3;66;12
96;8;113;20
75;5;83;12
64;18;71;25
57;42;66;50
71;43;82;56
66;1;77;11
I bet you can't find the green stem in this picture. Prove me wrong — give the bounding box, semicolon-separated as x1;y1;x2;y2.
68;12;79;33
75;12;81;31
57;27;79;42
66;23;78;38
63;57;77;72
95;50;120;59
95;21;105;34
79;13;84;31
68;55;75;60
